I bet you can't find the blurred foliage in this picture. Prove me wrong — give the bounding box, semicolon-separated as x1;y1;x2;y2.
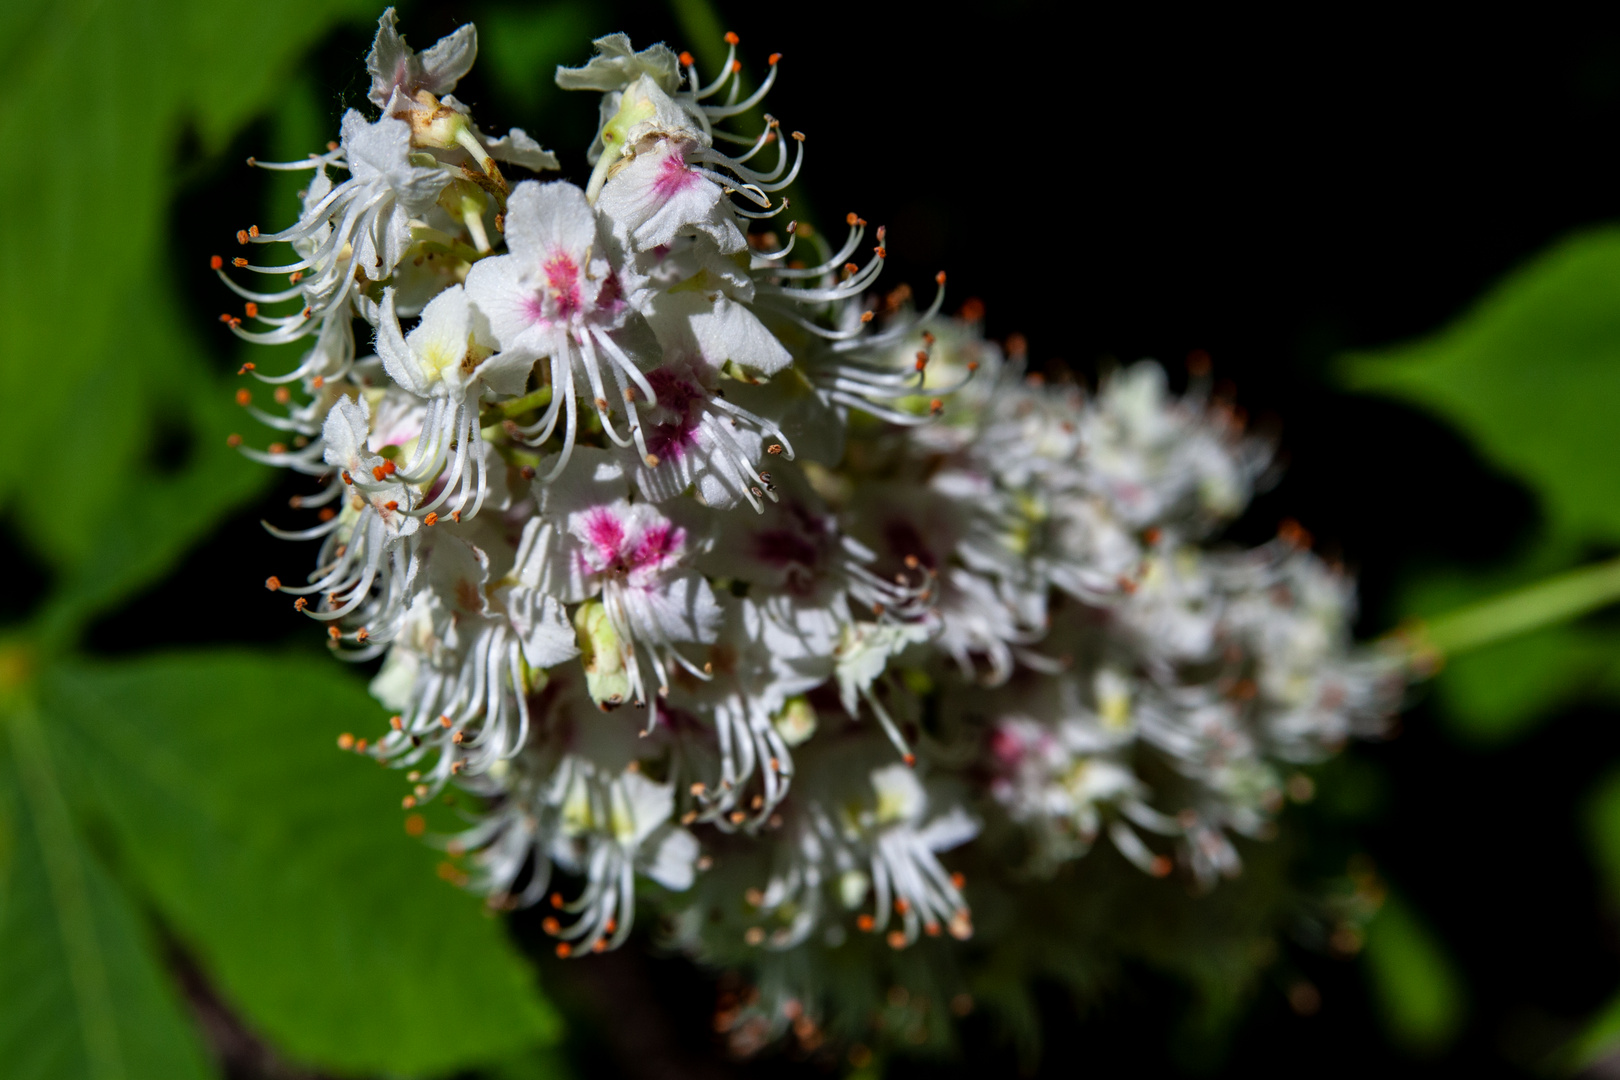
0;3;563;1079
1344;227;1620;1066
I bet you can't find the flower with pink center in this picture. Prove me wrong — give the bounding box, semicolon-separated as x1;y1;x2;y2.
465;180;658;480
516;449;721;714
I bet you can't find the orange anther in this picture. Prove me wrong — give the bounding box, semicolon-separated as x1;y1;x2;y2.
402;795;416;808
404;813;426;837
318;508;336;522
328;626;341;641
679;50;694;66
935;270;947;285
604;918;617;934
724;30;739;44
924;922;941;937
235;388;251;406
451;509;463;523
967;361;980;372
390;715;403;730
439;715;453;728
384;500;398;512
356;628;369;643
341;471;353;485
886;930;906;950
265;576;281;591
766;443;783;455
860;310;874;323
289;271;303;283
550;892;564;909
311;375;325;389
846;212;859;226
244;302;258;318
542;916;561;934
238;362;256;373
273;386;290;404
844;262;859;275
326;140;339;151
293;597;308;612
1149;855;1173;878
856;914;875;932
894;898;910;915
383;459;398;475
248;225;260;238
337;732;355;750
768;52;781;65
875;247;886;258
236;229;249;244
424;512;438;526
903;752;917;766
209;255;223;270
555;943;573;958
226;433;242;448
372;465;387;481
730;59;741;72
233;258;248;268
914;352;927;371
355;738;367;752
928;400;942;416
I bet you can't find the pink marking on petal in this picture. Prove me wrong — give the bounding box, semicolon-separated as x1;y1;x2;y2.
544;253;583;319
630;523;685;571
990;725;1026;766
582;508;625;563
650;151;702;202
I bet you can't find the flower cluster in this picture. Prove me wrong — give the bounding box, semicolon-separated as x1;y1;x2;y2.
222;10;1403;1052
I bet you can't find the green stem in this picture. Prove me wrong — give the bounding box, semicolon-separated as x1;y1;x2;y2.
1412;554;1620;658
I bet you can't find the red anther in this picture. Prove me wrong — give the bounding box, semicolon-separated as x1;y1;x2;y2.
856;914;875;932
439;715;453;728
914;353;927;372
1143;527;1162;546
935;270;947;285
549;891;565;909
248;225;260;238
383;500;398;512
371;465;386;481
860;310;874;323
228;317;242;329
950;871;966;889
846;212;859;226
236;229;249;244
318;507;336;522
267;441;286;454
383;459;397;475
233;257;248;267
289;271;303;283
604;918;618;934
922;331;936;345
311;375;325;389
724;30;739;44
390;715;403;730
874;246;886;258
226;433;242;448
768;52;781;65
843;262;858;275
903;752;917;767
209;255;223;270
341;470;353;485
928;399;943;415
244;302;258;318
542;916;561;935
1278;518;1312;548
894;898;910;914
555;943;573;958
293;597;308;612
730;59;742;73
327;626;341;642
959;298;985;322
679;50;694;66
423;512;439;526
239;362;256;373
924;922;941;937
235;388;251;406
218;313;231;324
1149;856;1173;878
337;732;355;750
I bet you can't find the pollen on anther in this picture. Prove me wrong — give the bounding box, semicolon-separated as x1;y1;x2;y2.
232;257;248;267
730;59;742;73
235;388;251;406
248;225;260;238
424;512;439;526
265;575;281;591
914;352;927;371
768;52;781;65
644;453;661;467
935;271;947;285
337;732;355;750
390;715;403;731
724;30;740;44
679;50;694;65
209;255;223;270
384;500;398;511
226;433;242;448
293;597;308;612
439;714;453;728
328;626;341;642
236;229;249;245
243;302;259;319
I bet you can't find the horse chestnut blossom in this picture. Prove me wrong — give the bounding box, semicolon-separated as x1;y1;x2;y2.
221;10;1405;1055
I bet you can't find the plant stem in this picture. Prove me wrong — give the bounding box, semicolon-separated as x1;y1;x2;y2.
1412;554;1620;658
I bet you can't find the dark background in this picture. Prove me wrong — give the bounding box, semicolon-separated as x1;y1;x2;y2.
71;4;1620;1076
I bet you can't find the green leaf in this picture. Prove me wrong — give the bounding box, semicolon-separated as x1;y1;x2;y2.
1360;890;1466;1056
0;1;374;635
1570;767;1620;1067
0;704;215;1080
1343;225;1620;545
44;651;560;1077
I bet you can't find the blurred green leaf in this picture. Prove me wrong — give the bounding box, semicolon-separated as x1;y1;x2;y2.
0;704;215;1080
1360;890;1466;1056
480;2;595;116
0;1;373;636
44;651;560;1077
1343;226;1620;545
1569;767;1620;1067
